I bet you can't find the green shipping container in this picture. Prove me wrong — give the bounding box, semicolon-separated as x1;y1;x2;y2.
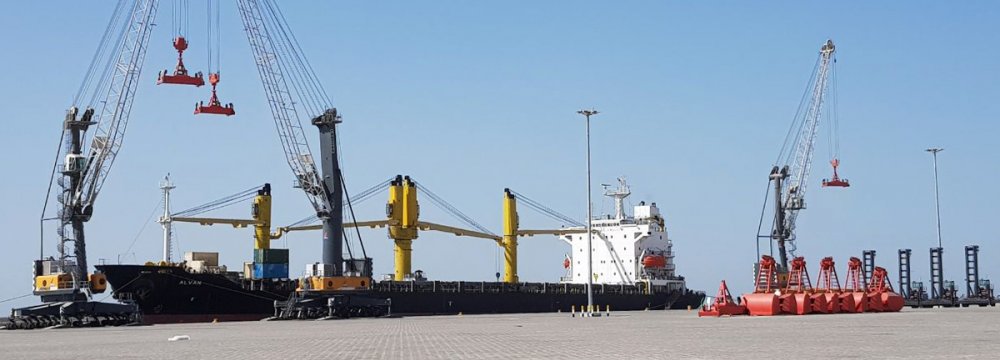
254;248;289;264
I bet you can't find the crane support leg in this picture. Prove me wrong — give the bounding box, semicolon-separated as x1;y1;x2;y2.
502;189;519;283
314;109;344;275
394;239;412;281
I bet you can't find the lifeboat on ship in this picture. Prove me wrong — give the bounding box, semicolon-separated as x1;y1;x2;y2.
642;255;667;268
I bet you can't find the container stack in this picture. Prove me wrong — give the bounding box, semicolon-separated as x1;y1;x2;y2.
252;248;289;279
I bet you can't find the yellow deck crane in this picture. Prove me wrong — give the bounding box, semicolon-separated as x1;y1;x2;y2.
278;176;590;284
168;184;281;250
277;176;503;281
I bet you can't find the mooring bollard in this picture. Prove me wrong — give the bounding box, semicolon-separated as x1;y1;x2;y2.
571;305;576;317
605;304;610;317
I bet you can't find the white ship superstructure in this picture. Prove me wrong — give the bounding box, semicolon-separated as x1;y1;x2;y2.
561;178;685;291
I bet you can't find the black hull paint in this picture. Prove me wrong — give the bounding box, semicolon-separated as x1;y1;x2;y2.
97;264;704;323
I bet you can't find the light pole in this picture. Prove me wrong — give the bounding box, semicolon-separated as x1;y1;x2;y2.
577;108;598;316
926;148;944;248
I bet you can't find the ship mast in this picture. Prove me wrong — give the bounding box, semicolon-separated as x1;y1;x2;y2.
158;175;175;263
603;177;631;220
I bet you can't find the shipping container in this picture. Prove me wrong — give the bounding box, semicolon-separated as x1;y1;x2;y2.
184;252;219;267
253;248;289;264
252;262;289;279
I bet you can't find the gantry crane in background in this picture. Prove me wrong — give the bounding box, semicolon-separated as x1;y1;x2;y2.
14;0;161;329
758;40;847;276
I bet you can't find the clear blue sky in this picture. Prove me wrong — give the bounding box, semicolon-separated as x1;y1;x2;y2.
2;1;998;313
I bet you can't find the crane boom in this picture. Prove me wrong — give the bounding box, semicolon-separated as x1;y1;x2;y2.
235;0;328;215
236;0;352;275
49;0;159;288
782;40;836;239
768;40;837;271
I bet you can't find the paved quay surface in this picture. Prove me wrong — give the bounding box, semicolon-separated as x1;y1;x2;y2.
2;307;999;359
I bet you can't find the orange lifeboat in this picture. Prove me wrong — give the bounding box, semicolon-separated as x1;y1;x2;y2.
642;255;666;268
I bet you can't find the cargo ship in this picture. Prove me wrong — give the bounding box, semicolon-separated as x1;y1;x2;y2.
97;178;704;323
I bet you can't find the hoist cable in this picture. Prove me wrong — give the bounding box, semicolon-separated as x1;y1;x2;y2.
73;0;128;106
776;57;821;166
508;189;584;227
171;185;264;218
415;183;495;236
341;171;368;262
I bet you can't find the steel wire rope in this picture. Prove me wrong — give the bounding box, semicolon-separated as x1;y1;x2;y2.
262;0;328;115
508;190;584;227
754;179;774;259
283;179;392;228
171;185;264;217
121;197;165;259
415;183;496;236
259;1;325;118
251;6;321;206
259;0;321;115
341;171;368;262
831;60;841;158
256;3;317;116
776;57;821;166
0;294;34;304
269;0;333;106
86;1;159;205
40;128;69;258
266;0;332;110
87;0;135;107
74;0;128;106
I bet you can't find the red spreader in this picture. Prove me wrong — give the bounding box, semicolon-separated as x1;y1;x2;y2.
157;36;205;86
194;73;235;116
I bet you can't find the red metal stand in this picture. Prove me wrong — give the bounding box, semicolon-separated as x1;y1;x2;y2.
157;36;205;86
698;281;748;317
816;257;848;313
194;73;235;116
843;257;868;313
743;255;781;316
867;267;905;312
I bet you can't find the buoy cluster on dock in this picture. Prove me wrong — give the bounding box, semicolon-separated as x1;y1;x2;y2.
700;255;904;317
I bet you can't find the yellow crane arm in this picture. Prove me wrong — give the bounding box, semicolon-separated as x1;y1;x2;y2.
273;220;499;242
273;220;391;238
416;221;502;242
516;228;588;237
170;217;260;228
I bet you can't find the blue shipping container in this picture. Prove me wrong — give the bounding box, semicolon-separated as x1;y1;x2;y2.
252;263;289;279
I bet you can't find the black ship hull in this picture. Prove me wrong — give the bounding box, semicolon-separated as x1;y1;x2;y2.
97;264;704;323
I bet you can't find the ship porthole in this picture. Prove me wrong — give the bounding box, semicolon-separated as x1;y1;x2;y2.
361;281;366;287
327;281;333;288
41;280;47;286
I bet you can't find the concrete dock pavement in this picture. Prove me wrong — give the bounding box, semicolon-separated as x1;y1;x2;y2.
2;307;998;359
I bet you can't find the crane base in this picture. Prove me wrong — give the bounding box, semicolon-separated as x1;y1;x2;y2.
4;300;140;330
270;291;391;320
